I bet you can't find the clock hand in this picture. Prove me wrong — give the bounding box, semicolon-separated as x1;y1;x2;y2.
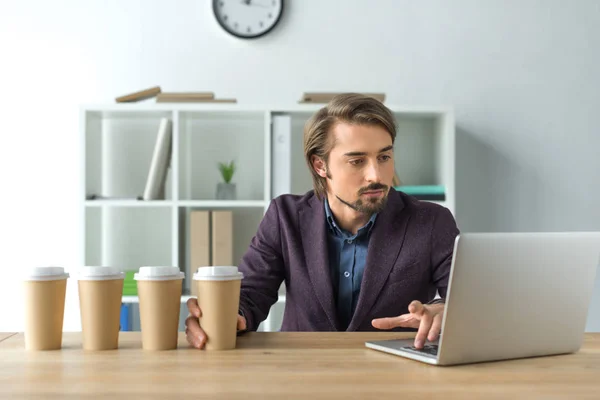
241;0;270;7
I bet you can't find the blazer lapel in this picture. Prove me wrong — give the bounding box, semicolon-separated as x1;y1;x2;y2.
299;195;338;330
347;190;409;331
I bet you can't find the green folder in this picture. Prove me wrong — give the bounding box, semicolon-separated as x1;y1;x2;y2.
394;185;445;195
122;271;137;296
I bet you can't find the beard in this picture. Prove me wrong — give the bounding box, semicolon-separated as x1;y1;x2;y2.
335;182;389;215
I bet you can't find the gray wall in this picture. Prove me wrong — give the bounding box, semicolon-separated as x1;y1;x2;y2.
0;0;598;331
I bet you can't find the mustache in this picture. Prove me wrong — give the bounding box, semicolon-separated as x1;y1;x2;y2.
358;183;388;195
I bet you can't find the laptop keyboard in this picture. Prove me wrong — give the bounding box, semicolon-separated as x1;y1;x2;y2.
400;344;439;357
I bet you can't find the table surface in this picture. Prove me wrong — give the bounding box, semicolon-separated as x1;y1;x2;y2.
1;332;599;399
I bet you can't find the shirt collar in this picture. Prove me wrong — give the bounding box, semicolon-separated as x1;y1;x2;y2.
324;197;378;238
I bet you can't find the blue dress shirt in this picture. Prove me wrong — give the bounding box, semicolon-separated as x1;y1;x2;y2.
324;198;378;331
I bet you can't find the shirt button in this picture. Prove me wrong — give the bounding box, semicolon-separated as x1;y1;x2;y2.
347;239;353;244
344;271;350;278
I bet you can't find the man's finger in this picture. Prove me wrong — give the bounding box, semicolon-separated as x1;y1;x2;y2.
371;314;416;330
408;300;425;316
185;314;206;349
428;314;443;342
186;298;202;318
414;311;433;349
237;315;247;331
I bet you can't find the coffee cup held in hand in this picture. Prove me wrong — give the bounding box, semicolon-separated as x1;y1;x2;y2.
76;266;125;351
135;266;185;350
23;266;70;351
193;266;244;350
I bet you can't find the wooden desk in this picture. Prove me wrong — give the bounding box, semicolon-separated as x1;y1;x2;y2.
1;332;599;399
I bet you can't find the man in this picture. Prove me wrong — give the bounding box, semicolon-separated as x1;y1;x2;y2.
186;93;460;350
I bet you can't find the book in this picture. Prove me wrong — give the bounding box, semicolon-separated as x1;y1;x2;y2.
155;92;214;102
115;86;161;103
143;118;172;200
156;93;237;103
158;98;237;103
299;92;386;103
190;211;210;297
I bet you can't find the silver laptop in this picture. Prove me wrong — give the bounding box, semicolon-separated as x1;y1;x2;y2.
365;232;600;366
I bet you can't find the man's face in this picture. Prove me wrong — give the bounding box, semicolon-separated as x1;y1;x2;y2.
314;122;395;214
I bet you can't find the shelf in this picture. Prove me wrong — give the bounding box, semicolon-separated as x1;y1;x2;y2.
122;295;194;304
82;104;455;335
178;200;267;208
121;294;286;304
84;200;267;208
85;200;174;207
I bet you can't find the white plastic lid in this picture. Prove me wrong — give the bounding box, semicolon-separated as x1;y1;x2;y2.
134;266;185;281
76;266;125;281
193;266;243;281
24;266;69;281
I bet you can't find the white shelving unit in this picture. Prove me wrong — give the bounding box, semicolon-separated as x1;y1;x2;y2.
81;103;455;332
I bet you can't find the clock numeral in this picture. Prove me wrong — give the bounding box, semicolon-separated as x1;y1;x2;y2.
247;26;252;33
223;15;228;21
259;21;264;28
268;13;272;18
219;1;224;6
234;22;239;29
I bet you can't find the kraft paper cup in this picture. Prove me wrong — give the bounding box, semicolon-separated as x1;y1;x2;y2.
193;266;243;350
135;266;184;350
23;267;69;350
77;266;125;351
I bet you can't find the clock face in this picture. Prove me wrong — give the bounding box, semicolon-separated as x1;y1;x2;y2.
213;0;284;39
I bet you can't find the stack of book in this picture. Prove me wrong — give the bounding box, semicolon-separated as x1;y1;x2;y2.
299;92;386;103
115;86;237;103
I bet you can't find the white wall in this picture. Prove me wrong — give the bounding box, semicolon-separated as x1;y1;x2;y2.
1;0;599;332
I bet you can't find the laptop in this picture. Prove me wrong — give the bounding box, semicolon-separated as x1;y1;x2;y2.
365;232;600;366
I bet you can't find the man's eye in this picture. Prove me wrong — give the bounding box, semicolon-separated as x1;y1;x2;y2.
379;155;392;162
349;159;363;166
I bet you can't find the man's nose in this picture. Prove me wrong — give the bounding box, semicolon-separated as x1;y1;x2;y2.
365;160;382;183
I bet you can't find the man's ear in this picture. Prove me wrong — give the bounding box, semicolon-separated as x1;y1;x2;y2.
311;155;328;178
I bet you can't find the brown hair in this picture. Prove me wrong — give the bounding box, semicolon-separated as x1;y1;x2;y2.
303;93;397;199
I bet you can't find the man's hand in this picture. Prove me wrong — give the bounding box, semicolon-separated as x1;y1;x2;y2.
185;298;247;349
371;300;444;349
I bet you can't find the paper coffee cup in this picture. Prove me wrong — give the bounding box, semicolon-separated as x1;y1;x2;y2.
193;266;243;350
77;266;125;351
23;267;69;351
135;266;184;350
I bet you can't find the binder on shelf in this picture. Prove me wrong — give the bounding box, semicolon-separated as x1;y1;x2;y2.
190;210;210;297
211;211;233;266
122;271;137;296
120;304;131;332
143;118;172;200
115;86;161;103
271;114;292;197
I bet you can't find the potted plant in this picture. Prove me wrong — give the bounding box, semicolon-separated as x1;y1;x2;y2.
216;160;236;200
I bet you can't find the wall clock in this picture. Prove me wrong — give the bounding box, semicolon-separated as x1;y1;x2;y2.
213;0;284;39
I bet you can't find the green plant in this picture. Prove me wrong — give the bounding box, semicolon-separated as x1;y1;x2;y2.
218;160;236;183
